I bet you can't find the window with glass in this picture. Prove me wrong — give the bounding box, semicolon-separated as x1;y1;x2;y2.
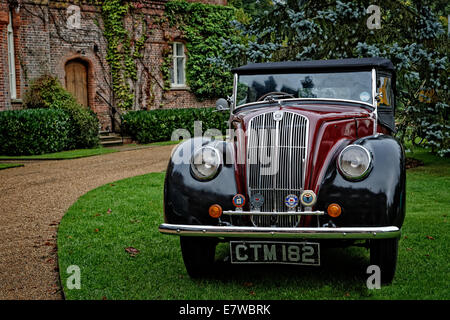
170;42;186;87
377;75;392;107
236;71;373;107
7;10;17;99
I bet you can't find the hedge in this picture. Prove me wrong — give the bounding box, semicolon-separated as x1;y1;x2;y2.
0;109;72;156
23;75;99;149
122;108;229;144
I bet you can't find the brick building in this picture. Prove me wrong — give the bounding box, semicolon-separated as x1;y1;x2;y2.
0;0;227;131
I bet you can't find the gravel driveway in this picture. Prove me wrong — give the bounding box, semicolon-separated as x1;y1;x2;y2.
0;145;173;299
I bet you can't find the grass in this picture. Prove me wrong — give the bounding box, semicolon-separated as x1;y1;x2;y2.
0;147;118;160
57;149;449;300
0;163;24;170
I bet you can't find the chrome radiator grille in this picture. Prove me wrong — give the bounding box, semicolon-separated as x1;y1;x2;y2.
246;111;309;227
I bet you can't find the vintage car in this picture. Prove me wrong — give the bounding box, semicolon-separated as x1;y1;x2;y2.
159;57;405;283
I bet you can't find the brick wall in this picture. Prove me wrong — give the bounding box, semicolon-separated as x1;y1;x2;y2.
0;1;9;110
0;0;227;131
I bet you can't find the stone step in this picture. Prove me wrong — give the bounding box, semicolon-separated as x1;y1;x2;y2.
99;135;122;142
100;139;123;147
98;131;123;147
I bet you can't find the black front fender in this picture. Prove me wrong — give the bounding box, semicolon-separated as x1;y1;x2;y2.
163;138;238;225
316;134;406;228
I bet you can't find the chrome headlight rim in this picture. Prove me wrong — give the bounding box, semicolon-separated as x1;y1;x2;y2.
337;144;372;181
190;146;222;181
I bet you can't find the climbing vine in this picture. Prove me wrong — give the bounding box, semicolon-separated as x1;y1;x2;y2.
100;0;135;110
160;49;173;94
163;0;244;100
99;0;148;110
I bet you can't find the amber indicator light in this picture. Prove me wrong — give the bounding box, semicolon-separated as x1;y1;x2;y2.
209;204;223;218
327;203;342;218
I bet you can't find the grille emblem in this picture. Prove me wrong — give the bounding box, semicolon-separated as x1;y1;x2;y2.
250;193;264;210
300;190;317;207
273;111;283;121
232;194;246;208
285;194;299;209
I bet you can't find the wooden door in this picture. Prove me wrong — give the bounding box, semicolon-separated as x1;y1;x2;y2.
65;59;88;107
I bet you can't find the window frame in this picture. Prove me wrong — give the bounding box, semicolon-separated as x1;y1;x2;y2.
170;42;187;89
376;72;393;109
7;10;17;100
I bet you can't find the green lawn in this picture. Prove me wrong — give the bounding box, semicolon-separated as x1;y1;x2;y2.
57;150;449;300
0;163;24;170
0;147;118;160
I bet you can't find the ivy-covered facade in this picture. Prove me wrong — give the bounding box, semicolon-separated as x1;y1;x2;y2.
0;0;228;131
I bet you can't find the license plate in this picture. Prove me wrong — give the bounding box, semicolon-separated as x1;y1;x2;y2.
230;241;320;266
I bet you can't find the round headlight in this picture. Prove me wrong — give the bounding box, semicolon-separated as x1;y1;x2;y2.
338;145;372;180
190;146;221;180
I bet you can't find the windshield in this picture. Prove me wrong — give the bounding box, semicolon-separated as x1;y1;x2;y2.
236;71;373;107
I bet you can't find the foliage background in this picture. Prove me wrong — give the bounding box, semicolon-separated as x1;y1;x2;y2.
222;0;449;156
163;0;243;100
123;108;228;143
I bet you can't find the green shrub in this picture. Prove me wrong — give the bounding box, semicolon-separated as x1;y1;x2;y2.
0;109;71;155
23;75;99;149
122;108;229;144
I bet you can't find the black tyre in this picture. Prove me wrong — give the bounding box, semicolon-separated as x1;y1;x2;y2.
180;237;217;278
370;238;399;284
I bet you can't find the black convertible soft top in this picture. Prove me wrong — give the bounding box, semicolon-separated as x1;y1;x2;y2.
232;57;394;74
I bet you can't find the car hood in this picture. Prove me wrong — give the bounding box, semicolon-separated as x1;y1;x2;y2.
235;102;372;124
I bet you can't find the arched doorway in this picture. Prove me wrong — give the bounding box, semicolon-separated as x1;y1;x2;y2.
65;59;88;107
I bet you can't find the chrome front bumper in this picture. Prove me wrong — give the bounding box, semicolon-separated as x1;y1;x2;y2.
158;223;401;240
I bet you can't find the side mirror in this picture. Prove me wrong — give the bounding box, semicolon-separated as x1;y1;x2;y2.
215;98;230;112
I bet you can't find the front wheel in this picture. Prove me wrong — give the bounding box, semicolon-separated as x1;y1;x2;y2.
180;237;217;278
369;238;399;284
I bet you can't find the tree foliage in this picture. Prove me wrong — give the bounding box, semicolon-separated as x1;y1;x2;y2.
224;0;449;156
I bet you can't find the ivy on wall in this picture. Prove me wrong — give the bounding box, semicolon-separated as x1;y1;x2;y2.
86;0;241;107
164;0;243;100
100;0;135;110
99;0;147;110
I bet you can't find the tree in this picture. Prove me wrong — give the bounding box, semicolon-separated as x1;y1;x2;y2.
220;0;449;156
228;0;273;18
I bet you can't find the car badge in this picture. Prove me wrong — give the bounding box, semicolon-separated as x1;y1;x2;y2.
273;111;283;121
300;190;317;207
232;194;246;208
284;194;299;209
250;193;264;209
